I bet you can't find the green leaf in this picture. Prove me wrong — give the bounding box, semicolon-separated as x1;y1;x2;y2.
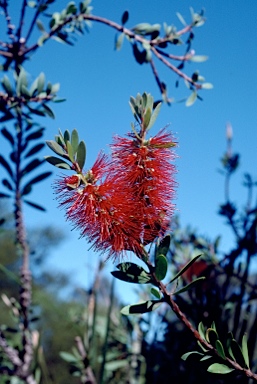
1;75;13;96
185;91;197;107
37;72;45;94
36;19;46;32
111;262;151;284
71;129;79;153
176;12;187;26
147;102;161;131
207;363;234;374
23;200;46;211
169;254;203;284
0;264;20;284
181;351;204;361
25;143;45;158
60;352;79;363
2;179;13;191
121;300;161;315
51;83;60;94
115;33;124;50
155;254;168;281
201;82;213;90
66;140;74;161
1;127;14;146
22;159;43;176
151;287;161;299
46;140;65;156
143;107;151;130
26;128;44;141
121;10;129;25
198;322;206;341
230;339;245;367
242;334;249;369
174;277;205;295
0;155;13;177
156;234;170;257
44;156;71;169
215;340;226;360
190;55;208;62
77;141;86;170
43;104;55;119
21;172;52;194
27;105;45;117
105;359;128;371
206;328;219;345
227;332;235;361
200;355;212;361
16;67;28;96
64;130;70;143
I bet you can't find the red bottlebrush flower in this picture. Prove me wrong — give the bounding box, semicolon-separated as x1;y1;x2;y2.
111;128;177;245
54;153;144;258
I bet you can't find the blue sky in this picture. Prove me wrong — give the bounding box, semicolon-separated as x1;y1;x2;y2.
1;1;257;302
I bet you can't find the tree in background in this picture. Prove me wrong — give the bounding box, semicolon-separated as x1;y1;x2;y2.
0;1;256;384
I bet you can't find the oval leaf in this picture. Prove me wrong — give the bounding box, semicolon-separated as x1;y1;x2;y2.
207;363;234;374
155;254;168;281
112;262;151;284
46;140;66;157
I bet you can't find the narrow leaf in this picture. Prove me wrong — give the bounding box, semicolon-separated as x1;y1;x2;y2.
181;351;204;361
37;72;45;94
169;254;203;284
23;200;46;211
201;82;214;90
25;143;45;158
215;340;226;360
43;104;55;119
0;155;13;177
2;179;13;191
121;10;129;25
207;363;234;374
60;352;78;363
22;159;43;176
176;12;187;26
66;140;74;161
22;172;52;190
147;102;161;130
185;91;197;107
1;127;14;146
190;55;208;62
71;129;79;153
77;141;86;170
174;277;205;295
242;334;249;369
115;33;124;50
198;322;206;341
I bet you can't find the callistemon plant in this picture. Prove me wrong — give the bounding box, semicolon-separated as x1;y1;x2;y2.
47;94;253;376
45;93;176;258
